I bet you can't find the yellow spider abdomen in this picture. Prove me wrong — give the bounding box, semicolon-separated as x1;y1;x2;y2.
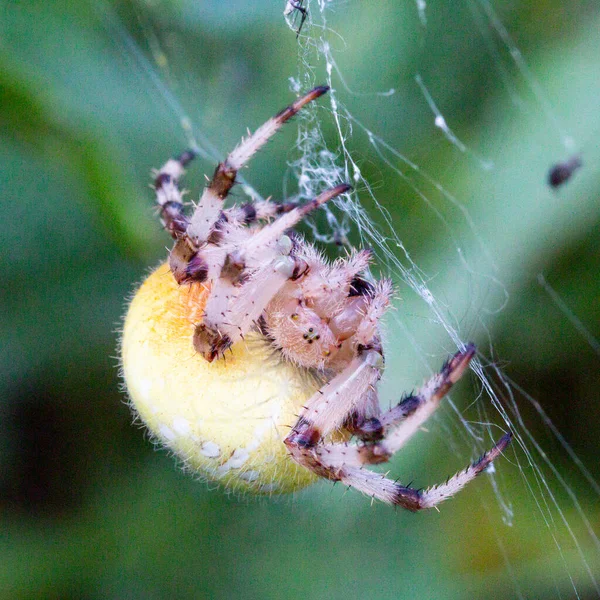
121;263;320;495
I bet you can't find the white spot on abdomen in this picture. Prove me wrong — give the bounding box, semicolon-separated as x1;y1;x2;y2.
217;448;250;475
228;448;250;468
172;416;190;436
158;424;176;442
240;470;260;482
259;483;280;493
200;441;221;458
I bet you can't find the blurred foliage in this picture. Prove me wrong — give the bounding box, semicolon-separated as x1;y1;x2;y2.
1;0;599;599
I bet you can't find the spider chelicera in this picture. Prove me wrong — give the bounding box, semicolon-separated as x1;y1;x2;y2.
121;86;511;509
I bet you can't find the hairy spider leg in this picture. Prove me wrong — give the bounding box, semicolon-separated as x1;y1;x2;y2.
193;184;352;361
317;345;479;455
153;149;198;238
224;199;298;226
187;85;328;242
167;86;330;283
285;344;512;509
320;433;511;510
350;344;476;444
234;184;352;267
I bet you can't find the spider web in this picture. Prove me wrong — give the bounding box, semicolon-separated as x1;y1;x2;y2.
283;6;600;599
98;1;600;598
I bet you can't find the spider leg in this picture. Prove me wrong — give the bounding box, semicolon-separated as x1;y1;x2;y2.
236;184;350;268
300;248;373;320
286;349;386;446
285;343;512;509
378;345;477;453
349;344;476;445
307;434;512;510
193;259;293;360
169;86;329;282
153;149;197;238
189;86;328;244
224;199;298;226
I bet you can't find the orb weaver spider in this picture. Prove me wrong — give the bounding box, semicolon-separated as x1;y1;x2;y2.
121;86;511;508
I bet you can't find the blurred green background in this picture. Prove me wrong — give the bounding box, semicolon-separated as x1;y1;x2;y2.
1;0;600;598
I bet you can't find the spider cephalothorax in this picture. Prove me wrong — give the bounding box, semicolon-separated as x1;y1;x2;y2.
122;86;511;508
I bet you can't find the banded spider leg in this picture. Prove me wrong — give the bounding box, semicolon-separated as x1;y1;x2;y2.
285;344;512;510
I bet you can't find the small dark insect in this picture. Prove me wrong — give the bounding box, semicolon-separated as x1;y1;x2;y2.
284;0;308;36
548;155;582;188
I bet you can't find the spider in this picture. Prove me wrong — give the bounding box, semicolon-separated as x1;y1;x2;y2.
121;86;511;509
